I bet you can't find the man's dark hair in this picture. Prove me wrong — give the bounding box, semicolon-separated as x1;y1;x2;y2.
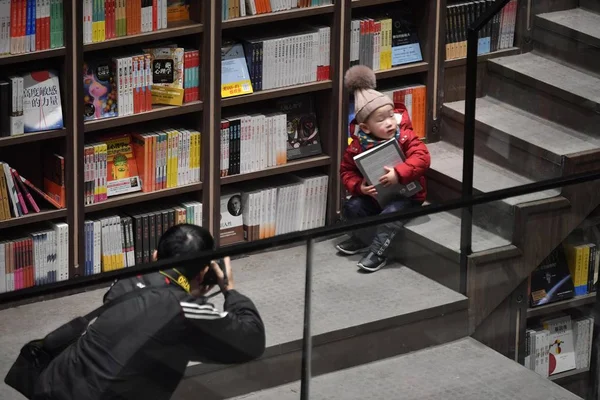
156;224;215;279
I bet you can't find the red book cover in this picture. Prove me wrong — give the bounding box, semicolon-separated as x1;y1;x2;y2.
10;169;28;215
27;238;33;287
10;0;16;51
153;0;158;30
21;0;26;51
16;241;22;290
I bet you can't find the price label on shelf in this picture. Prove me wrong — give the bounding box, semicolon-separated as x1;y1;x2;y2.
221;81;253;98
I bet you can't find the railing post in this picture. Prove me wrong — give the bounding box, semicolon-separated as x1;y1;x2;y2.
300;238;314;400
459;27;480;296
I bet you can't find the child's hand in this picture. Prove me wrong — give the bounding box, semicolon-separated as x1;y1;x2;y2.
379;166;399;187
360;179;377;198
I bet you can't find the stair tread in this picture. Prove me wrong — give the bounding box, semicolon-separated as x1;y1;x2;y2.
187;238;466;369
490;52;600;105
232;337;581;400
428;141;561;206
405;211;511;254
444;97;600;157
537;8;600;47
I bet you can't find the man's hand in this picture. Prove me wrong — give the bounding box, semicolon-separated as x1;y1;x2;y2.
360;179;377;198
379;166;399;187
211;256;235;293
191;266;215;297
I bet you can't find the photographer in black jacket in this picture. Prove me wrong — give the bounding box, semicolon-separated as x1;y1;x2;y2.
33;224;265;400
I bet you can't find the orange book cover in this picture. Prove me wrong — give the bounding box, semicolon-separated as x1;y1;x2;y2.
150;134;156;191
131;133;151;192
103;134;140;182
43;154;66;208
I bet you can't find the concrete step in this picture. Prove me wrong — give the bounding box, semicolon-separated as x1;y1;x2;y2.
390;211;512;292
534;8;600;74
425;141;561;240
172;238;468;399
442;96;600;180
231;337;582;400
487;52;600;136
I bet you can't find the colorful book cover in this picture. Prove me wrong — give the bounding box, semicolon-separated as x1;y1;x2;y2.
220;190;244;246
83;60;118;121
167;0;189;22
275;94;322;161
102;134;142;197
145;47;185;106
530;246;575;307
221;41;253;98
22;70;64;132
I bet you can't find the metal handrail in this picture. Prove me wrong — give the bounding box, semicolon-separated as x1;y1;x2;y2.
1;167;600;305
460;0;513;295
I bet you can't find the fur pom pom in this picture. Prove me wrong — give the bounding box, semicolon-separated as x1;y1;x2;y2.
344;65;376;92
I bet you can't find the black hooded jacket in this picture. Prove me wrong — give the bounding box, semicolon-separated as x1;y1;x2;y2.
33;269;266;400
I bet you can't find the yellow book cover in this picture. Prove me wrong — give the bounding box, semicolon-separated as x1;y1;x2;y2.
102;135;142;197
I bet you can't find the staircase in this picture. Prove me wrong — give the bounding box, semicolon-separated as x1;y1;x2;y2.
173;5;600;400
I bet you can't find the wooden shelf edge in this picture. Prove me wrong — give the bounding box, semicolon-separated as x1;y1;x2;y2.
375;62;429;80
222;5;335;29
549;367;589;381
84;183;203;213
84;22;204;52
0;128;68;148
221;81;332;107
84;101;203;133
351;0;399;8
444;47;521;68
221;155;331;185
0;209;67;229
527;293;596;318
0;48;66;66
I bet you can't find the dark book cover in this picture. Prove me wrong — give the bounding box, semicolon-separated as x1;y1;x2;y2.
386;8;423;66
0;81;10;137
274;94;322;161
530;246;575;307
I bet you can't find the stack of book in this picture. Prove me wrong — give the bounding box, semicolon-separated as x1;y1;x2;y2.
0;0;64;55
445;0;517;60
84;201;203;275
0;221;69;293
222;0;333;21
84;129;202;205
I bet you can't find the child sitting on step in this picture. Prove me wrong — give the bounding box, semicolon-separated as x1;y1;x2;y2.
336;65;431;272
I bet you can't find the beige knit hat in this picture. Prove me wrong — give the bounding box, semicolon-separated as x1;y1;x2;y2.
344;65;394;124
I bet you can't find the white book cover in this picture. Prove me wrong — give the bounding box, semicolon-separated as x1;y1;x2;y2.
2;162;19;217
220;190;244;245
544;316;577;375
93;220;101;274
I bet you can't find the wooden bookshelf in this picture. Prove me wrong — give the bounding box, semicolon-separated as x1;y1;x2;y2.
221;156;332;185
0;47;66;66
0;209;68;230
375;62;429;80
0;128;68;148
549;368;590;382
83;102;204;133
351;0;401;8
527;293;597;319
222;5;335;29
85;183;204;213
444;47;521;68
221;81;333;107
84;21;204;52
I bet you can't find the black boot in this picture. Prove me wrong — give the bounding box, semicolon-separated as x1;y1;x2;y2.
335;237;369;255
357;252;387;272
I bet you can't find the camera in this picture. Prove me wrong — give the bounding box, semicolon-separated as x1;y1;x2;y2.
202;258;227;286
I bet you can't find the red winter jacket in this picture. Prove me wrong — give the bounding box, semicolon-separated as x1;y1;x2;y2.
340;105;430;202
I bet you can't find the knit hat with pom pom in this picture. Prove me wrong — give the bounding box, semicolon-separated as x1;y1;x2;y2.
344;65;394;124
